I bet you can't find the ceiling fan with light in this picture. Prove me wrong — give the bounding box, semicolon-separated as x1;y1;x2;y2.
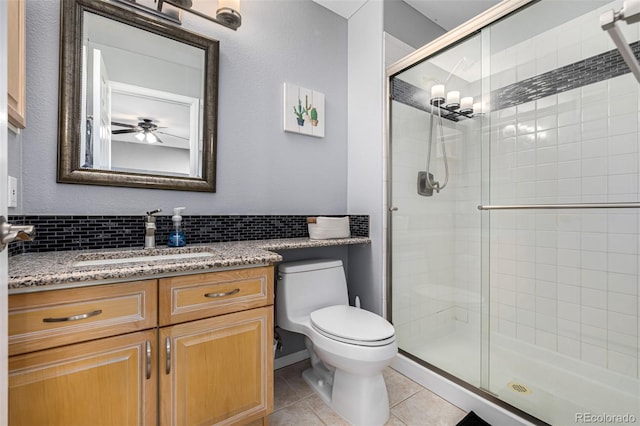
111;118;184;144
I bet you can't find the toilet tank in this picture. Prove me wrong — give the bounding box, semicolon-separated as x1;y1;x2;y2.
277;259;349;332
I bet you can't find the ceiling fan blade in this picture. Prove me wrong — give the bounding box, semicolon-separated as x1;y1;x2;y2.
111;121;138;128
112;129;139;134
156;131;189;140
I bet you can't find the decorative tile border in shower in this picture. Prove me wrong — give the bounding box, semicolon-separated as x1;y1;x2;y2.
391;40;640;113
492;40;640;110
391;78;435;115
7;214;369;256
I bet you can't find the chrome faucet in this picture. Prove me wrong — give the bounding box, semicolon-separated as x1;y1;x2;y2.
144;209;162;249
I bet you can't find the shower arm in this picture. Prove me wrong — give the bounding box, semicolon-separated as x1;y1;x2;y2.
601;0;640;84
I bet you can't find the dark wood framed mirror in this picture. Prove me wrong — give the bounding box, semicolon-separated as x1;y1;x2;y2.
57;0;219;191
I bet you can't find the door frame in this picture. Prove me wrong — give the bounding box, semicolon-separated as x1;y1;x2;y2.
1;0;11;421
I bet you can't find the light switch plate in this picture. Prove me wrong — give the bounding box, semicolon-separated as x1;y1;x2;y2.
8;176;17;208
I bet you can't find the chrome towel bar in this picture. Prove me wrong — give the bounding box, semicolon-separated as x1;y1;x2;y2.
478;202;640;210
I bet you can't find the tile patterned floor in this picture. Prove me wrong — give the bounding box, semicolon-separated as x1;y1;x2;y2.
269;360;468;426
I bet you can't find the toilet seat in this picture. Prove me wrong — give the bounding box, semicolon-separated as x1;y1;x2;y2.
310;305;395;347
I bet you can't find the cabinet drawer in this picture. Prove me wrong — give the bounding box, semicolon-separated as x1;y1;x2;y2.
159;266;274;326
9;280;157;356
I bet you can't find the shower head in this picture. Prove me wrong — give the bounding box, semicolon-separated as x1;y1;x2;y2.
620;0;640;24
601;1;640;84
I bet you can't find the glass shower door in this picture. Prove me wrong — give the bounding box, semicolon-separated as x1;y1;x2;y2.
389;32;484;388
484;1;640;424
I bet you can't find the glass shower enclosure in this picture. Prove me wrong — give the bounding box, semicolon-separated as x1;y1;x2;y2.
388;1;640;424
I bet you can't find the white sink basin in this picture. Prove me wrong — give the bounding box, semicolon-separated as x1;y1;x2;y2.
73;251;215;267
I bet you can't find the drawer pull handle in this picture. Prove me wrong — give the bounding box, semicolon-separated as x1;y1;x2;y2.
165;336;171;375
43;309;103;323
146;340;152;380
204;288;240;298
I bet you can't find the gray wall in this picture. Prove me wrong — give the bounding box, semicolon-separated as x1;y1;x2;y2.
384;0;445;50
347;0;385;318
13;0;348;216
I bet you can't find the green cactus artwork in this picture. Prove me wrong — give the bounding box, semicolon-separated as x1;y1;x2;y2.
284;83;325;137
309;106;318;126
293;98;307;126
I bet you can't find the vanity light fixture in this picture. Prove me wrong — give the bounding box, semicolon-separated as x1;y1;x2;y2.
158;0;242;30
111;0;241;30
429;84;480;122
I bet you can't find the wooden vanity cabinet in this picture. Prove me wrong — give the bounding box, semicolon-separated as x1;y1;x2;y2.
8;280;158;426
159;266;274;426
8;266;274;426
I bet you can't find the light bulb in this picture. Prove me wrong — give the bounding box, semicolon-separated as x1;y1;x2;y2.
446;91;460;109
216;0;241;28
218;0;239;12
431;84;444;99
430;84;445;105
146;132;158;144
460;97;473;113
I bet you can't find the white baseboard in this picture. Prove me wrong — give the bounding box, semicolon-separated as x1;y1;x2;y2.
274;350;309;370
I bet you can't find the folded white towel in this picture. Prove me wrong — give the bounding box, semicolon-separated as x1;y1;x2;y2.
308;216;351;240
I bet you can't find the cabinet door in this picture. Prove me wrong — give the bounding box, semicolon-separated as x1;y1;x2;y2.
9;329;157;426
160;307;273;426
7;0;26;128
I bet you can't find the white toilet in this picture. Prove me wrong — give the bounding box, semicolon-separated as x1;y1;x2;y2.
276;259;397;426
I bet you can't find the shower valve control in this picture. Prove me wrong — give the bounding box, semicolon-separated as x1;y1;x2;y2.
417;171;440;196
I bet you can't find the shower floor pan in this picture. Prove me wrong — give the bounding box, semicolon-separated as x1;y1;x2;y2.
409;328;638;425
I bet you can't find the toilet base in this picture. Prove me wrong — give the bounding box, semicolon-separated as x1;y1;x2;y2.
302;368;332;404
302;367;390;426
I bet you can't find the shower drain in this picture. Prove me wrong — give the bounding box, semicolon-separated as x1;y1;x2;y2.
508;382;531;395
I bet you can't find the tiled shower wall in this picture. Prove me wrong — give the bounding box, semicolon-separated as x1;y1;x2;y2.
391;101;481;354
488;1;640;377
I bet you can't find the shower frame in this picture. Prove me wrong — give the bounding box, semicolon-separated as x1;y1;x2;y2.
384;0;539;421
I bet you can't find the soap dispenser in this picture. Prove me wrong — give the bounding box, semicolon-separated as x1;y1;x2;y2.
168;207;186;247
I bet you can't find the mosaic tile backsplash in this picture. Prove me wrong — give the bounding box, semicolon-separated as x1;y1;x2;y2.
8;215;369;256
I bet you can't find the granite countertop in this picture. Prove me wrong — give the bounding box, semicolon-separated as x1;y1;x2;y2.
8;237;371;292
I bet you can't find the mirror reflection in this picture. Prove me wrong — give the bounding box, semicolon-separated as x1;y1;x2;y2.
58;0;218;192
81;11;205;178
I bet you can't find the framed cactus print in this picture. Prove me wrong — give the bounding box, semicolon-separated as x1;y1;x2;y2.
283;82;325;138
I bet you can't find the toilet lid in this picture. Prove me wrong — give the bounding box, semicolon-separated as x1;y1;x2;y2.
310;305;395;347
